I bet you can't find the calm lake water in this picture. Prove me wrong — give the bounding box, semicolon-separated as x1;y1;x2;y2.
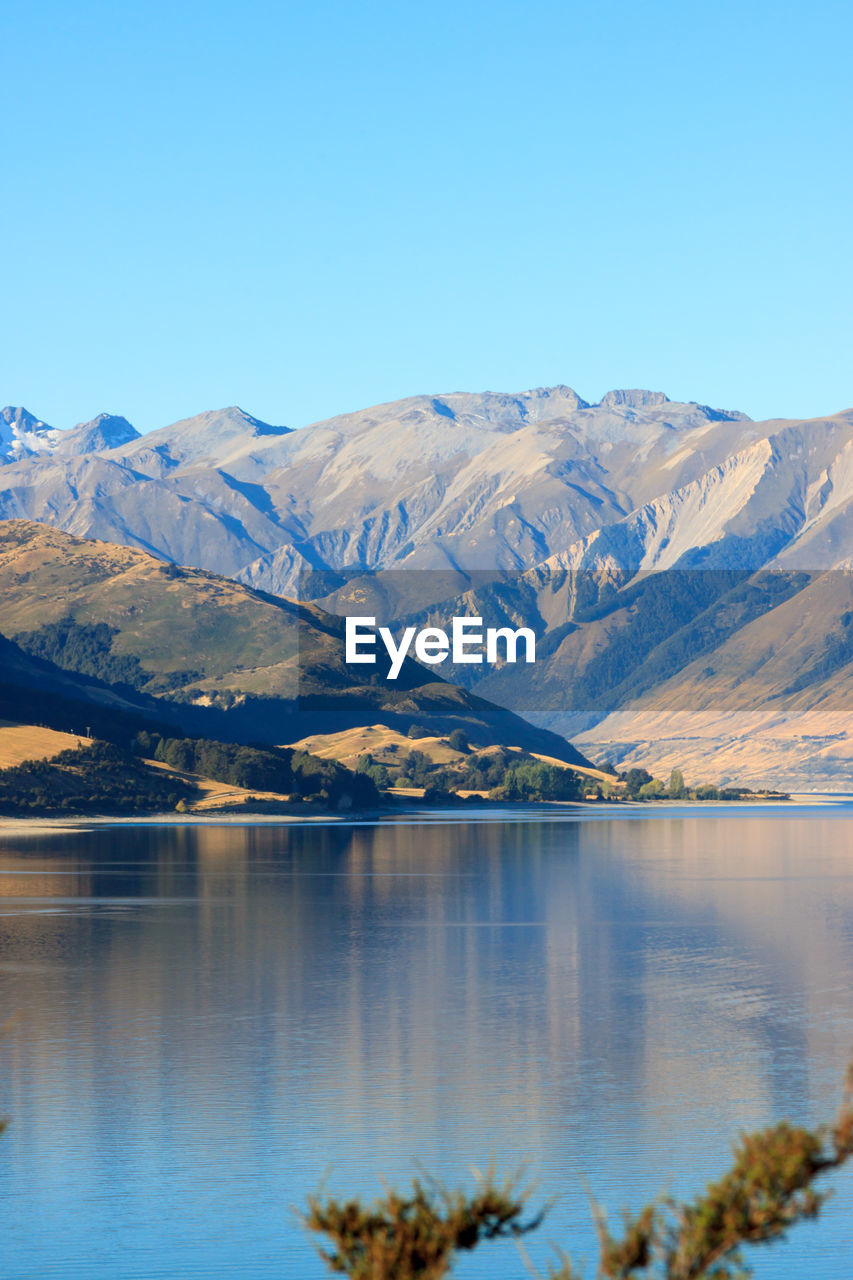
2;804;853;1279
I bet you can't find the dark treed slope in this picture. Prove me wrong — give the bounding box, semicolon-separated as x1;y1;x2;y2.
0;520;591;767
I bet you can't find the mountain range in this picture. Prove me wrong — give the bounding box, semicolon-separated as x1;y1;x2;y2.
1;386;851;788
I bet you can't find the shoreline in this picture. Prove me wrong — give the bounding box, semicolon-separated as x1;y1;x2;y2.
0;792;849;836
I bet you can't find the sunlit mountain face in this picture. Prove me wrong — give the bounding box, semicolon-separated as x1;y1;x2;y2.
1;387;851;787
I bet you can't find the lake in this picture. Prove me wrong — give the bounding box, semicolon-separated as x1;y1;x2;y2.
2;804;853;1278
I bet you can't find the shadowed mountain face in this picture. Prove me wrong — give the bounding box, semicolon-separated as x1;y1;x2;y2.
327;565;851;791
2;386;852;786
0;520;591;766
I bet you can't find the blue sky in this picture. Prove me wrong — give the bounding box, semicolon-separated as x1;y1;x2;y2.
2;0;851;432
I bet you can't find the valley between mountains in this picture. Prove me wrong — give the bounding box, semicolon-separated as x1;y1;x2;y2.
1;385;851;790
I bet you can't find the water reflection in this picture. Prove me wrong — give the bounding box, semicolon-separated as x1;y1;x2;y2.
1;808;853;1278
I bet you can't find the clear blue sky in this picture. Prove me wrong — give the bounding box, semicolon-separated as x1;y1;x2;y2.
2;0;851;432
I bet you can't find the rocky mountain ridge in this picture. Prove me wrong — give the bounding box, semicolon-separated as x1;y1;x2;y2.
0;387;775;591
2;385;850;787
0;406;139;461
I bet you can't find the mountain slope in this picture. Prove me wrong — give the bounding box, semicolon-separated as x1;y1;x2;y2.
0;389;758;592
2;385;852;787
569;569;853;789
105;405;291;473
539;412;853;574
0;406;139;462
5;390;851;592
346;563;852;789
0;519;591;767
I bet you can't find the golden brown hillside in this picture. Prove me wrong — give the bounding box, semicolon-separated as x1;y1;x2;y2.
0;520;593;766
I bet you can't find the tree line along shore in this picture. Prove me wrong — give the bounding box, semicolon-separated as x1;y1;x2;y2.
0;721;789;819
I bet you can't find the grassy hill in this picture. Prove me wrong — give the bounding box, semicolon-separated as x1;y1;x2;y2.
0;520;592;767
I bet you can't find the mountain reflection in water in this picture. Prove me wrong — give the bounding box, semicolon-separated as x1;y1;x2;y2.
1;806;853;1279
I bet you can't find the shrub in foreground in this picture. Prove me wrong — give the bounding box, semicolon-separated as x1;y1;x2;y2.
305;1057;853;1279
304;1170;543;1280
